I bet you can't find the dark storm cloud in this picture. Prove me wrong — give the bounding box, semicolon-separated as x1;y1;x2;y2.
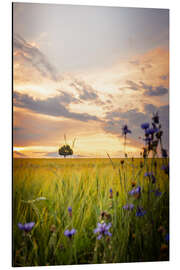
13;33;59;81
13;91;100;122
140;81;168;96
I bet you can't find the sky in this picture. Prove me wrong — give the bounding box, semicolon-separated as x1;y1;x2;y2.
13;3;169;158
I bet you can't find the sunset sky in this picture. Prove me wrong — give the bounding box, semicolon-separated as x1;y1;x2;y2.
13;3;169;158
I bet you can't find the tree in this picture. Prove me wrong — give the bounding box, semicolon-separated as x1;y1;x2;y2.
58;144;73;158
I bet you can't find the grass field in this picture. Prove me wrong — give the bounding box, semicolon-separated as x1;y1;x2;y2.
13;157;169;266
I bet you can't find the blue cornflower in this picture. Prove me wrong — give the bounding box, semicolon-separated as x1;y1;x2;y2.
151;175;156;184
144;172;152;177
122;125;131;136
154;189;162;196
165;233;169;243
109;188;113;198
141;123;149;130
161;164;169;175
123;203;134;210
129;186;141;196
94;222;112;240
136;207;146;217
68;206;72;217
148;128;158;135
64;228;76;238
18;222;35;233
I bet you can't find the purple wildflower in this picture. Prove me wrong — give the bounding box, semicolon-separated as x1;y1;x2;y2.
68;206;72;217
136;207;146;217
123;203;134;210
109;188;113;198
161;164;169;175
148;128;158;135
155;189;162;197
94;222;112;239
129;186;141;196
141;123;149;130
122;125;131;136
151;175;156;184
165;233;169;243
64;228;76;238
18;222;35;233
144;172;152;177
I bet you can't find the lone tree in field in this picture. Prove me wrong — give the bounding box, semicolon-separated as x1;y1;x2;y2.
58;144;73;158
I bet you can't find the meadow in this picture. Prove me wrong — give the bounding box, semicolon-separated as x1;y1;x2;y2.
13;157;169;266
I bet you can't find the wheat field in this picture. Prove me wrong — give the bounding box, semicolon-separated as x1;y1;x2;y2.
13;157;169;266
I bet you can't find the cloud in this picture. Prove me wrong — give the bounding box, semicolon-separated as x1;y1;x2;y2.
129;58;152;73
43;151;59;158
13;151;27;158
13;91;100;122
42;152;83;158
71;79;105;105
14;126;24;132
129;60;140;66
56;89;80;105
119;79;168;96
160;74;169;81
103;103;169;150
125;80;139;91
104;108;149;140
121;79;168;96
140;81;168;96
13;33;59;81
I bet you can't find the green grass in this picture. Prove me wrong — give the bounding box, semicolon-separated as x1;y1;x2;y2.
13;158;169;266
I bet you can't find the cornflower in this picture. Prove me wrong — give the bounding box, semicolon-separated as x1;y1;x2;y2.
64;229;76;238
141;123;149;130
94;222;112;240
68;206;72;217
123;203;134;210
18;222;35;233
136;207;146;217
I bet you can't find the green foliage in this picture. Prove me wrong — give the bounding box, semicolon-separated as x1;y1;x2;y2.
58;144;73;158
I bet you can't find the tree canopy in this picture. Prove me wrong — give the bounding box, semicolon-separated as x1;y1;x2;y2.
58;144;73;158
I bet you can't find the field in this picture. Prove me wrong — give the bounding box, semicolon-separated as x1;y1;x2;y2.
13;157;169;266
